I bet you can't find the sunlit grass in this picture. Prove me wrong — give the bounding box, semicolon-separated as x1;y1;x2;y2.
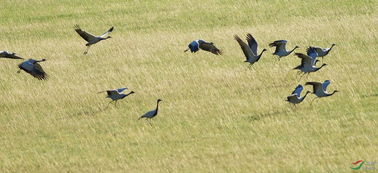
0;0;377;172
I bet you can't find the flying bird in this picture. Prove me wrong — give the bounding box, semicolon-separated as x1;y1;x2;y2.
269;40;299;60
139;99;162;123
307;44;336;61
293;47;326;75
99;87;134;107
286;85;311;104
17;59;47;80
305;80;338;101
234;33;267;66
184;40;222;55
0;51;23;60
74;25;114;54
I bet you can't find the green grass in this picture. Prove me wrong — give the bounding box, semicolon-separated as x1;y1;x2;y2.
0;0;377;172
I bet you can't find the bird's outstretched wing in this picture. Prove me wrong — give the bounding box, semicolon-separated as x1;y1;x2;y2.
306;47;319;59
269;40;287;53
100;26;114;38
31;63;47;80
322;80;331;91
305;82;322;93
199;41;222;55
74;25;96;42
246;33;258;55
0;51;23;59
295;53;313;67
291;84;303;97
106;90;119;96
234;35;254;61
116;87;128;93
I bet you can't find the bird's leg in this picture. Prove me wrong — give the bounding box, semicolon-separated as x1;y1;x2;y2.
114;100;118;107
84;45;91;55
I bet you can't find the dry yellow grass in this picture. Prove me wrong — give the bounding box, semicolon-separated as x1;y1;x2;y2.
0;0;377;172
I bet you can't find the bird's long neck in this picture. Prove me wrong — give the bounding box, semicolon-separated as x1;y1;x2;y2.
315;64;326;71
301;92;310;100
288;47;298;54
256;50;266;61
327;90;338;96
155;101;160;112
258;50;266;57
327;44;335;53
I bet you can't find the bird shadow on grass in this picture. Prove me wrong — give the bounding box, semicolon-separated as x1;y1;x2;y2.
246;110;291;121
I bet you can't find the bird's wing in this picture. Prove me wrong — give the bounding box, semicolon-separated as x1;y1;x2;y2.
234;35;255;61
306;47;319;59
305;82;322;93
291;85;304;97
141;110;155;118
106;90;119;96
269;40;287;53
116;87;128;93
198;41;222;55
322;80;331;91
246;33;258;55
74;25;96;42
100;26;114;38
295;53;313;67
0;51;23;59
310;46;325;54
30;63;47;80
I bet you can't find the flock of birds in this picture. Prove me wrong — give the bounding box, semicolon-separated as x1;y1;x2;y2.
0;25;338;123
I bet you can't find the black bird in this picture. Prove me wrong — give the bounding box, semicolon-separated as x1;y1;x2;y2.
184;40;222;55
139;99;162;121
17;59;47;80
0;51;23;60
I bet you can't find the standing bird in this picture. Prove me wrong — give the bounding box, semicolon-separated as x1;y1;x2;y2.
0;51;23;60
286;85;311;104
293;47;326;75
305;80;338;101
139;99;162;122
99;87;135;107
184;40;222;55
269;40;299;60
308;44;336;61
74;25;114;54
234;33;267;66
17;59;47;80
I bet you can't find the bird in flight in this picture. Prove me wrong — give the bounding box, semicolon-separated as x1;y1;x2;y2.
0;51;23;60
286;84;310;105
98;87;135;107
269;40;299;60
17;59;48;80
74;25;114;55
234;33;267;67
184;40;222;55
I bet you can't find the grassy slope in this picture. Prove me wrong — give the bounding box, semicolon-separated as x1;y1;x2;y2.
0;0;377;172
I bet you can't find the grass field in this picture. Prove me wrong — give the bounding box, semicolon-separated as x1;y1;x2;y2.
0;0;377;172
